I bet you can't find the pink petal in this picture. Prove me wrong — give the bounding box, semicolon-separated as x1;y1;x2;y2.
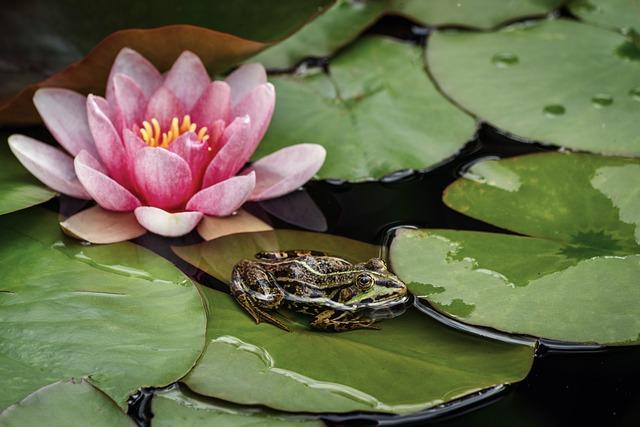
86;95;131;188
247;144;326;201
232;83;275;145
106;48;163;102
163;51;211;112
134;206;203;237
186;172;255;216
8;134;90;199
144;86;185;129
74;150;142;211
169;132;211;189
201;115;252;188
60;205;146;244
112;73;146;130
33;88;98;158
189;81;231;130
123;129;147;192
133;147;193;210
226;63;267;107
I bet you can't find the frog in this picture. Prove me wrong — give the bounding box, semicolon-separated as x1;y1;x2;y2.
230;250;409;332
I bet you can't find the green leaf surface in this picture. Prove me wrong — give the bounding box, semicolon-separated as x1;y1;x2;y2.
252;0;389;70
569;0;640;32
0;380;135;427
427;19;640;156
0;137;54;215
256;36;476;181
153;386;324;427
390;152;640;345
392;0;564;29
0;209;206;410
173;231;534;414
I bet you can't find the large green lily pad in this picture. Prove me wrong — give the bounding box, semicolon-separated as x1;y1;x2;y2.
0;209;206;410
255;36;476;181
0;380;135;427
0;136;54;215
392;0;564;29
569;0;640;32
153;386;324;427
390;152;640;345
252;0;389;70
427;19;640;157
173;230;534;414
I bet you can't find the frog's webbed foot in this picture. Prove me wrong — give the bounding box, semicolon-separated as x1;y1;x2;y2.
310;310;380;332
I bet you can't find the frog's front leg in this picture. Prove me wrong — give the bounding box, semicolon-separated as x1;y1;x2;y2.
231;261;290;332
310;310;379;332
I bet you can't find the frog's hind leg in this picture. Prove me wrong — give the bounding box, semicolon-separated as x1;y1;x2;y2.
231;261;290;332
310;310;380;332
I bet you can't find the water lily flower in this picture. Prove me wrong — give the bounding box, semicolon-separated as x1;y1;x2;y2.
8;48;326;239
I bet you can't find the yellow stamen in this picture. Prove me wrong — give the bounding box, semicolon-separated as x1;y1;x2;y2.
138;114;212;148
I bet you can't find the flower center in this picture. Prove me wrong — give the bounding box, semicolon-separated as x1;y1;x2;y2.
139;115;209;148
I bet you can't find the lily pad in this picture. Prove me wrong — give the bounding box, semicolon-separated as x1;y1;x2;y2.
251;0;389;70
173;230;534;414
569;0;640;32
255;36;476;182
0;380;135;427
153;386;324;427
389;152;640;345
0;208;206;410
427;19;640;157
0;137;54;215
0;0;334;124
392;0;564;29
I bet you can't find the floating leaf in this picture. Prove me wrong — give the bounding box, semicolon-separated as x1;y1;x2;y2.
0;0;334;124
252;0;389;69
0;135;54;215
0;380;135;427
390;152;640;345
427;19;640;156
392;0;564;29
255;36;476;182
569;0;640;32
0;209;206;410
174;230;534;414
152;386;324;427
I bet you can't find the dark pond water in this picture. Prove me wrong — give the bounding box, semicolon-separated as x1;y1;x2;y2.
25;8;640;427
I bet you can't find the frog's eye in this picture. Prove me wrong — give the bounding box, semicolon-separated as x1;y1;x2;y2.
356;274;374;289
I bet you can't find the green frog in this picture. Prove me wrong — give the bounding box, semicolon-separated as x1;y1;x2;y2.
230;250;409;332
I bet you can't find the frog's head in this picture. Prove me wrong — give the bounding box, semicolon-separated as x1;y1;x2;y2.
338;258;409;309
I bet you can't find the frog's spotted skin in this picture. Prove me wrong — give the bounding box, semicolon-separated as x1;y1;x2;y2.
230;250;409;332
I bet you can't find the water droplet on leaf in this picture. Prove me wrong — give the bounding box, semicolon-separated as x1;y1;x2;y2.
491;53;519;68
543;104;565;117
591;93;613;108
